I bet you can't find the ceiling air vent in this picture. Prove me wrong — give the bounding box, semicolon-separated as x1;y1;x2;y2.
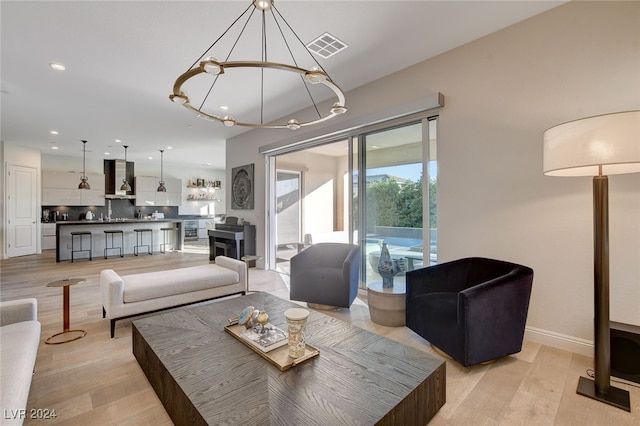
306;32;348;59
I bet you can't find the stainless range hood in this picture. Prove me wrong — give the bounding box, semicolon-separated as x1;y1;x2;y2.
104;159;135;199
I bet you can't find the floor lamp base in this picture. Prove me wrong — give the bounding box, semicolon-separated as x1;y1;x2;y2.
576;376;630;412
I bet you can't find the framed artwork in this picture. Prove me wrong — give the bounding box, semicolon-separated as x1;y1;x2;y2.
231;163;254;210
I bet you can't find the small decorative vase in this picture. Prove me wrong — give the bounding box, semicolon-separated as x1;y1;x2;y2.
284;308;310;358
377;242;398;289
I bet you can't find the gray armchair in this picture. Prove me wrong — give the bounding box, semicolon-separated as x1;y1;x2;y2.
290;243;360;309
406;257;534;367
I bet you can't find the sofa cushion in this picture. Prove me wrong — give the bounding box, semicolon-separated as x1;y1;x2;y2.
123;264;239;303
0;320;41;423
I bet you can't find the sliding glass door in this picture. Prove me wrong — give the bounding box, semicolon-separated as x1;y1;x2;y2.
266;115;438;288
273;170;301;274
271;139;350;274
359;122;425;288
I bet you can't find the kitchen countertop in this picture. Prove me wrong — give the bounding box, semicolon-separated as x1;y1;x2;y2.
55;219;184;262
56;219;183;225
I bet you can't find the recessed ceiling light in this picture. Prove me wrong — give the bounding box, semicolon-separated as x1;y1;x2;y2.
148;156;153;160
167;146;173;150
114;139;121;143
49;62;66;71
51;146;59;150
104;152;110;156
219;105;229;111
50;130;59;135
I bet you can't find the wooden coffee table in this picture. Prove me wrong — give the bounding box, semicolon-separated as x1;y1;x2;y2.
133;293;445;425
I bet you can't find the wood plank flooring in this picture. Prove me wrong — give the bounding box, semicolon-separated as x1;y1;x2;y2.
1;243;639;425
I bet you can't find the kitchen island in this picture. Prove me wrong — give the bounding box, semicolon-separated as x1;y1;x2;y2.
55;219;183;262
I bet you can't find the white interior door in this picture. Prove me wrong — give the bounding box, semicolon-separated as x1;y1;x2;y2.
7;165;38;257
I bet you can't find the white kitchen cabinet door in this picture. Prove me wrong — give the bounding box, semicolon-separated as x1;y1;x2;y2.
136;191;157;207
165;192;182;206
43;171;104;206
43;171;79;188
80;173;105;206
162;178;182;206
41;223;57;250
42;188;82;205
135;176;180;206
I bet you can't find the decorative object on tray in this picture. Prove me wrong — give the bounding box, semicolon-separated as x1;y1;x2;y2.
224;323;319;371
377;241;406;288
284;308;310;358
238;305;267;330
240;323;288;353
226;305;318;370
234;305;287;352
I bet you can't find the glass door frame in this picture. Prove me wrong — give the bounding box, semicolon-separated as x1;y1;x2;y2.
355;117;436;289
265;139;355;271
264;112;439;275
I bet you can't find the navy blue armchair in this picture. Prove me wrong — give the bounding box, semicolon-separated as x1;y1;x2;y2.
290;243;360;309
406;257;534;367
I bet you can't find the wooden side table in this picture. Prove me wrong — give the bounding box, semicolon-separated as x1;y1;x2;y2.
241;255;262;293
367;281;406;327
45;278;87;344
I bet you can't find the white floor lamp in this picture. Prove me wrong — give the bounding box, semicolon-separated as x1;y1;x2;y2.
543;110;639;411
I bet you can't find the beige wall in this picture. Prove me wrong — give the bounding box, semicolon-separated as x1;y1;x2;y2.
226;2;640;354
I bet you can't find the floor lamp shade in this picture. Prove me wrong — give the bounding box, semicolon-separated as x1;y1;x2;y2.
543;110;639;412
543;110;640;176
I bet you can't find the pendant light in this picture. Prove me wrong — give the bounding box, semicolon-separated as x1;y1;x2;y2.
78;140;90;190
157;149;166;192
120;145;132;191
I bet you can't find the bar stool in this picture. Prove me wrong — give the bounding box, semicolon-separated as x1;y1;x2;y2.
104;230;124;259
133;228;153;256
70;231;92;262
160;227;177;254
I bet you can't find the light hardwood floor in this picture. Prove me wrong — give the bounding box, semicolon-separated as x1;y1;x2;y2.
1;243;638;425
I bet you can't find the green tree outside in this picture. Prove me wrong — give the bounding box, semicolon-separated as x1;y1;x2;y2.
362;174;437;232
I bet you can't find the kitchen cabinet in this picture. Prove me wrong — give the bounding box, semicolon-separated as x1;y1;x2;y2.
198;219;213;239
42;223;56;250
42;171;105;206
135;176;181;206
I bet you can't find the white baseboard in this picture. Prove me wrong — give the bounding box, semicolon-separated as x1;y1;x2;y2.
525;326;593;357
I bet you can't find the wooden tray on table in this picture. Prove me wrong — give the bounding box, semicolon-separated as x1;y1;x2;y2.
224;323;319;371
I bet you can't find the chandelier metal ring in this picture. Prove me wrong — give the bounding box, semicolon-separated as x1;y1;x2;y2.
170;60;347;129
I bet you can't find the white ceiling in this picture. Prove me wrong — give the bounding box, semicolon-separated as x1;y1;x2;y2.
1;0;564;169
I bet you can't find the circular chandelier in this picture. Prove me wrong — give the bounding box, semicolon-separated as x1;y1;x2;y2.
169;0;347;130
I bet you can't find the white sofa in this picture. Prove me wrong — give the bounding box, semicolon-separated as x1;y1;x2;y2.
101;256;246;337
0;298;41;426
